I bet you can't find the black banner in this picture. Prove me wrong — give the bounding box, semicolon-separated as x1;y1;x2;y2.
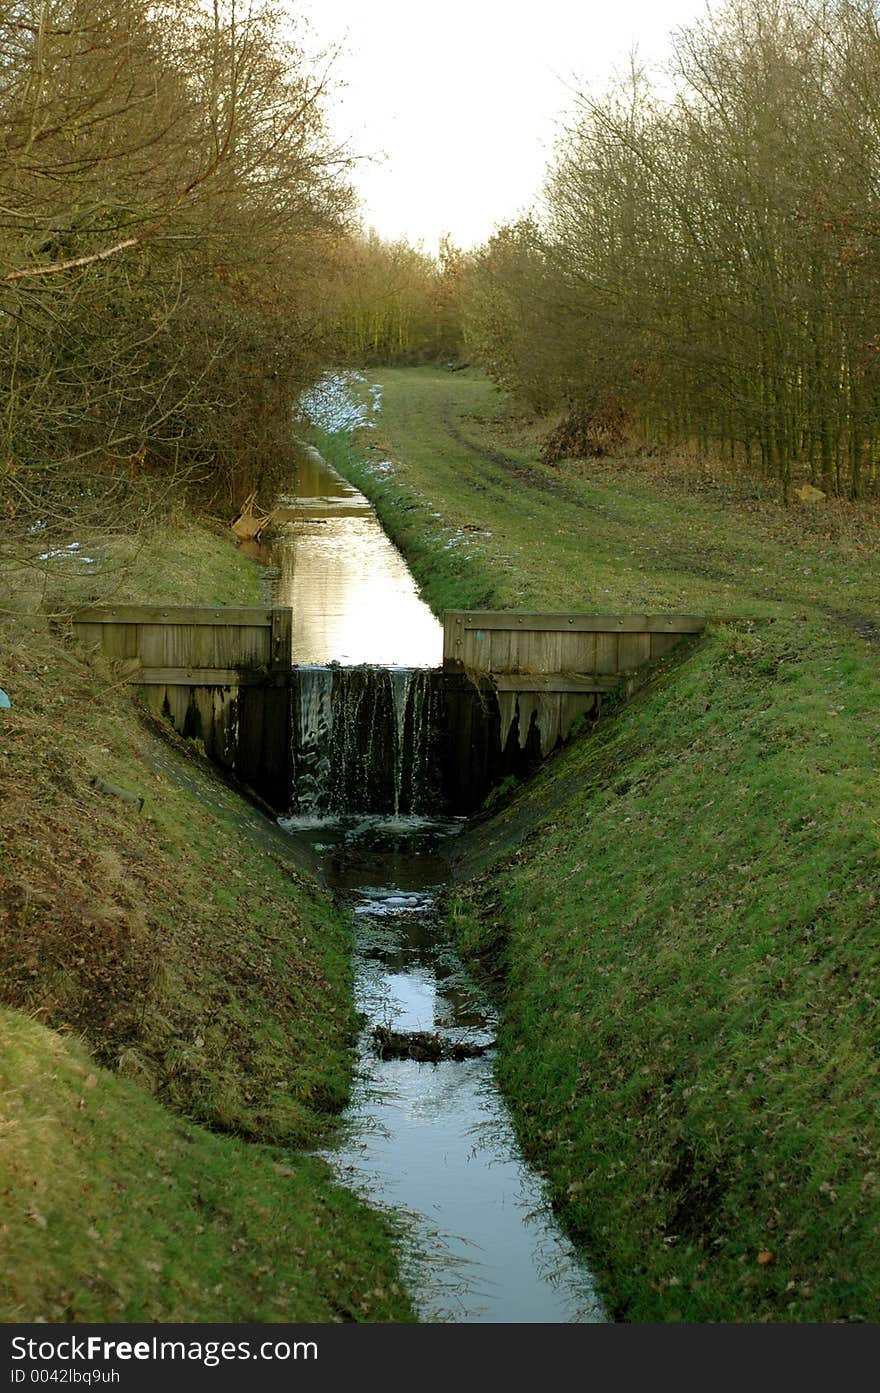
1;1323;877;1391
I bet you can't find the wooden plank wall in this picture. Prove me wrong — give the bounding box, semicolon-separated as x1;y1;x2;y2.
72;605;293;809
442;611;707;758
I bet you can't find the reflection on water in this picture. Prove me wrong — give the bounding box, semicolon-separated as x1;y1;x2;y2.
269;449;442;667
292;445;355;499
275;517;442;666
284;814;604;1325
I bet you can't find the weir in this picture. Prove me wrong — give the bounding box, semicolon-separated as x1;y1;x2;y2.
289;665;444;818
71;605;707;815
68;421;709;1321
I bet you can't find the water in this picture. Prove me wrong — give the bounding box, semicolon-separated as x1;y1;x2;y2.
270;445;442;668
299;816;603;1323
289;665;443;818
274;425;604;1322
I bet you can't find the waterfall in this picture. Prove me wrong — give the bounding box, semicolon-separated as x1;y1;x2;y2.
291;666;334;816
289;665;443;818
388;668;413;814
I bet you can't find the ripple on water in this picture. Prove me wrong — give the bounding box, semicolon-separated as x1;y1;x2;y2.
307;831;605;1325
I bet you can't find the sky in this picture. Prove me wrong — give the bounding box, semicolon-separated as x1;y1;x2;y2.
299;0;710;253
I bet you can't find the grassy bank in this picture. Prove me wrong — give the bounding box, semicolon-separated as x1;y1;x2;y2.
0;512;414;1321
314;366;880;1322
312;366;880;627
452;622;879;1321
0;1010;412;1322
308;417;501;615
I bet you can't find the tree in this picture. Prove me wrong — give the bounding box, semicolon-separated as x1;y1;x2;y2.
326;230;466;365
463;0;880;499
0;0;355;531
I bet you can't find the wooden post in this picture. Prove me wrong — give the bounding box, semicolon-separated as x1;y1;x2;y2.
270;607;293;672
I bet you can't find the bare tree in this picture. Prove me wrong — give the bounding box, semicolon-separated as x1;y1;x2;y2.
463;0;880;500
0;0;354;543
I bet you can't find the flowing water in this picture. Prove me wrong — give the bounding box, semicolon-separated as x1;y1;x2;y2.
289;666;444;818
271;418;603;1322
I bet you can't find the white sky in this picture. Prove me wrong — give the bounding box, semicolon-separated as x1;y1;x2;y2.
299;0;709;252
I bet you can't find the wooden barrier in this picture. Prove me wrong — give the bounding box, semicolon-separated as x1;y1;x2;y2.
441;612;707;808
443;611;706;669
72;604;707;818
73;605;293;810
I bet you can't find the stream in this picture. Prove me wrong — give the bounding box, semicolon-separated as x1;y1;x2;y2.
266;394;604;1322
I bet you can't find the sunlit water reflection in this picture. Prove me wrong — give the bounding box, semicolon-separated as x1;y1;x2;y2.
282;814;604;1324
269;446;441;667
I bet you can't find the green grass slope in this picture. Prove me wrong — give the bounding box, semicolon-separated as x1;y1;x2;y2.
0;1009;413;1322
1;520;353;1148
451;620;879;1321
1;514;413;1320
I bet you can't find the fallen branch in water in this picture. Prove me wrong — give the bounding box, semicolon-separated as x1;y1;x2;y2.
371;1025;492;1063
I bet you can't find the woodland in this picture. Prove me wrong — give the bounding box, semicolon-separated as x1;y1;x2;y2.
3;1;880;538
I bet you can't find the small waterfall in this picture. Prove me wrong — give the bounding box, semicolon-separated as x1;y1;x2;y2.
406;670;441;812
291;666;334;816
388;668;413;814
289;665;444;818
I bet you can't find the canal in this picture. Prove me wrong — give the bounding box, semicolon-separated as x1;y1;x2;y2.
266;380;604;1322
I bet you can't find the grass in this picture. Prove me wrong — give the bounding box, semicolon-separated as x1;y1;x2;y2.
0;511;413;1321
308;418;502;615
106;515;267;608
1;524;348;1148
2;511;266;620
0;1009;413;1322
313;364;880;1322
313;365;880;627
450;621;879;1321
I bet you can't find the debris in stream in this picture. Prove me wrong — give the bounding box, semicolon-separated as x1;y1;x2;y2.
230;490;279;542
371;1025;492;1063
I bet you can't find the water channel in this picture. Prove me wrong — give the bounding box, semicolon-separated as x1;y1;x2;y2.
265;423;604;1322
